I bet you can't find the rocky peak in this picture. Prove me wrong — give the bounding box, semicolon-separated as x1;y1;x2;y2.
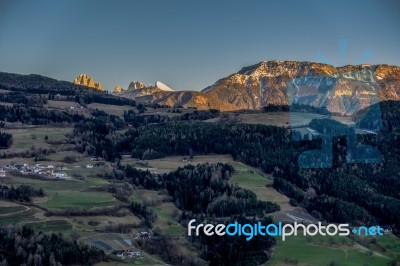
128;81;145;90
73;74;104;92
112;85;124;94
204;60;400;114
155;81;174;91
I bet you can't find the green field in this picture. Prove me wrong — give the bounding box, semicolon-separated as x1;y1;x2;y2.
43;191;118;210
4;127;72;150
0;206;26;215
7;175;109;192
229;162;293;211
6;175;119;210
0;208;38;226
151;204;184;235
24;220;73;233
129;189;184;236
265;233;394;266
375;234;400;254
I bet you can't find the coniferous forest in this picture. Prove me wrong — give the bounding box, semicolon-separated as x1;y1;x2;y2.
0;72;399;265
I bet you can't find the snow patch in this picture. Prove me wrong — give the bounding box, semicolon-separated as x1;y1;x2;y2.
155;81;174;91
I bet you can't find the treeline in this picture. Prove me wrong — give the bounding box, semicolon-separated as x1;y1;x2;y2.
356;100;400;131
0;132;12;148
73;115;125;160
163;163;279;218
116;163;279;218
46;204;127;217
0;184;44;202
0;92;47;106
0;105;84;125
191;216;276;266
116;165;160;190
0;72;135;107
123;109;220;127
136;237;203;266
0;226;105;265
263;103;330;115
121;122;300;173
309;118;354;135
129;202;157;228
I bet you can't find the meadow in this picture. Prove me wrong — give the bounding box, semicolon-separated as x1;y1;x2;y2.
265;233;394;266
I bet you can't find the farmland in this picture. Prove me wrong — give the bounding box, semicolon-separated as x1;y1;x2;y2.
265;232;395;266
0;104;398;266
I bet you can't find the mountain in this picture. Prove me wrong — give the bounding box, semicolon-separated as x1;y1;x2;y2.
155;81;174;91
128;81;146;90
203;60;400;114
73;74;104;92
134;90;238;111
112;85;124;94
112;61;400;113
115;80;237;110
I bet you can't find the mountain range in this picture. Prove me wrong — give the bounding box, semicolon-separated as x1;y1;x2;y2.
73;74;105;92
5;60;400;114
204;61;400;114
101;61;400;113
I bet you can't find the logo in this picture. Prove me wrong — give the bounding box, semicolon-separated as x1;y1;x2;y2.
287;39;381;168
188;219;384;241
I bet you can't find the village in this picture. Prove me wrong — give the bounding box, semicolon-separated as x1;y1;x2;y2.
0;158;105;180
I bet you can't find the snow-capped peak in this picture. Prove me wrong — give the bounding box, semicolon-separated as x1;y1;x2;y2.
155;81;174;91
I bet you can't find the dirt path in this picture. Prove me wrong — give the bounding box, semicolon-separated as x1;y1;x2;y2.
0;204;30;216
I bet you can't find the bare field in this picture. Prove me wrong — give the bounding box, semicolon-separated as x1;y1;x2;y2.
141;107;197;117
123;154;236;174
87;103;134;117
207;111;353;127
0;102;14;107
2;126;72;151
46;100;82;110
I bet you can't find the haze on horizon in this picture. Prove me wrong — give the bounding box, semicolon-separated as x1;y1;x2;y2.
0;0;399;91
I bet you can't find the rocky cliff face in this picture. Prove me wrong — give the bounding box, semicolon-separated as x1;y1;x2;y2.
203;61;400;114
108;61;400;113
73;74;104;92
134;91;239;111
128;81;146;90
112;85;124;94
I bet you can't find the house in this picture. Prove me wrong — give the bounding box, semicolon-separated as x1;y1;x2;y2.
116;253;124;259
381;225;392;234
127;251;140;258
53;173;66;179
0;170;6;177
139;232;150;239
86;164;94;169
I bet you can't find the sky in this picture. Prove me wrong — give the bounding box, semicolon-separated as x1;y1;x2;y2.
0;0;399;91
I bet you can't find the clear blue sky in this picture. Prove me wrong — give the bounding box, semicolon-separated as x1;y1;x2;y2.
0;0;399;91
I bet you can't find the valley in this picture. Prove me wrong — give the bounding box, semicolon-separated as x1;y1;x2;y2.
0;70;399;266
